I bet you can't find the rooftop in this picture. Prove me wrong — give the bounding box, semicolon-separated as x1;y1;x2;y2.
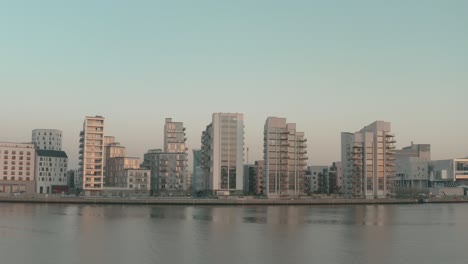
36;149;68;158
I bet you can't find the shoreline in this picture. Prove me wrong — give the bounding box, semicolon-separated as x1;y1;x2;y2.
0;197;467;206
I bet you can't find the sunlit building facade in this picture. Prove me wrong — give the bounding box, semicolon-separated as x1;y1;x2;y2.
263;117;308;198
341;121;396;199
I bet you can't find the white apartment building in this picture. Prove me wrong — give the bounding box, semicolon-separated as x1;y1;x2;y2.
263;117;308;198
341;121;396;199
201;113;244;195
79;116;105;196
32;129;62;150
35;150;68;194
0;142;36;194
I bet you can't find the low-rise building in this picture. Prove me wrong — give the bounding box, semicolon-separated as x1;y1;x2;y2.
0;142;36;194
429;159;468;187
306;166;328;194
35;149;68;194
106;157;140;187
143;149;189;196
126;169;151;192
395;143;431;190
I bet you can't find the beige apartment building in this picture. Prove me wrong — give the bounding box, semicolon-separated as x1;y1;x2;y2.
79;116;105;196
0;142;36;194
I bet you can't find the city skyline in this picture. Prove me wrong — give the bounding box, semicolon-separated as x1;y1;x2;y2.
2;113;467;171
1;1;467;169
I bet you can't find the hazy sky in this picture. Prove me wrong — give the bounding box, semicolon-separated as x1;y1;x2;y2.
1;1;467;170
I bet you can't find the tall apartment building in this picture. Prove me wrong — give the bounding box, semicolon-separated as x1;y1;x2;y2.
103;136;126;184
142;118;189;196
201;113;244;195
263;117;308;198
79;116;105;196
164;118;187;153
395;143;431;189
341;121;396;199
32;129;62;150
35;150;68;194
0;142;36;193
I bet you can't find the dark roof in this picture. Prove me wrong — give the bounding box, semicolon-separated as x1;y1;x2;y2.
36;149;68;158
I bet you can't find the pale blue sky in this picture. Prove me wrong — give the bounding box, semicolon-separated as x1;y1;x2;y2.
1;0;467;169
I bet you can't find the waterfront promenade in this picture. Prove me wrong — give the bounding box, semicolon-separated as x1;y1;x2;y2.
0;196;465;205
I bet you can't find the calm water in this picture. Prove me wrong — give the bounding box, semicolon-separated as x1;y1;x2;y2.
0;203;467;264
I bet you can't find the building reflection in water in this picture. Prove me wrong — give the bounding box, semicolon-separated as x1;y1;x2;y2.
337;205;396;264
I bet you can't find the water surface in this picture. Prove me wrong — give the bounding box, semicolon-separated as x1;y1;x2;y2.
0;203;466;264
